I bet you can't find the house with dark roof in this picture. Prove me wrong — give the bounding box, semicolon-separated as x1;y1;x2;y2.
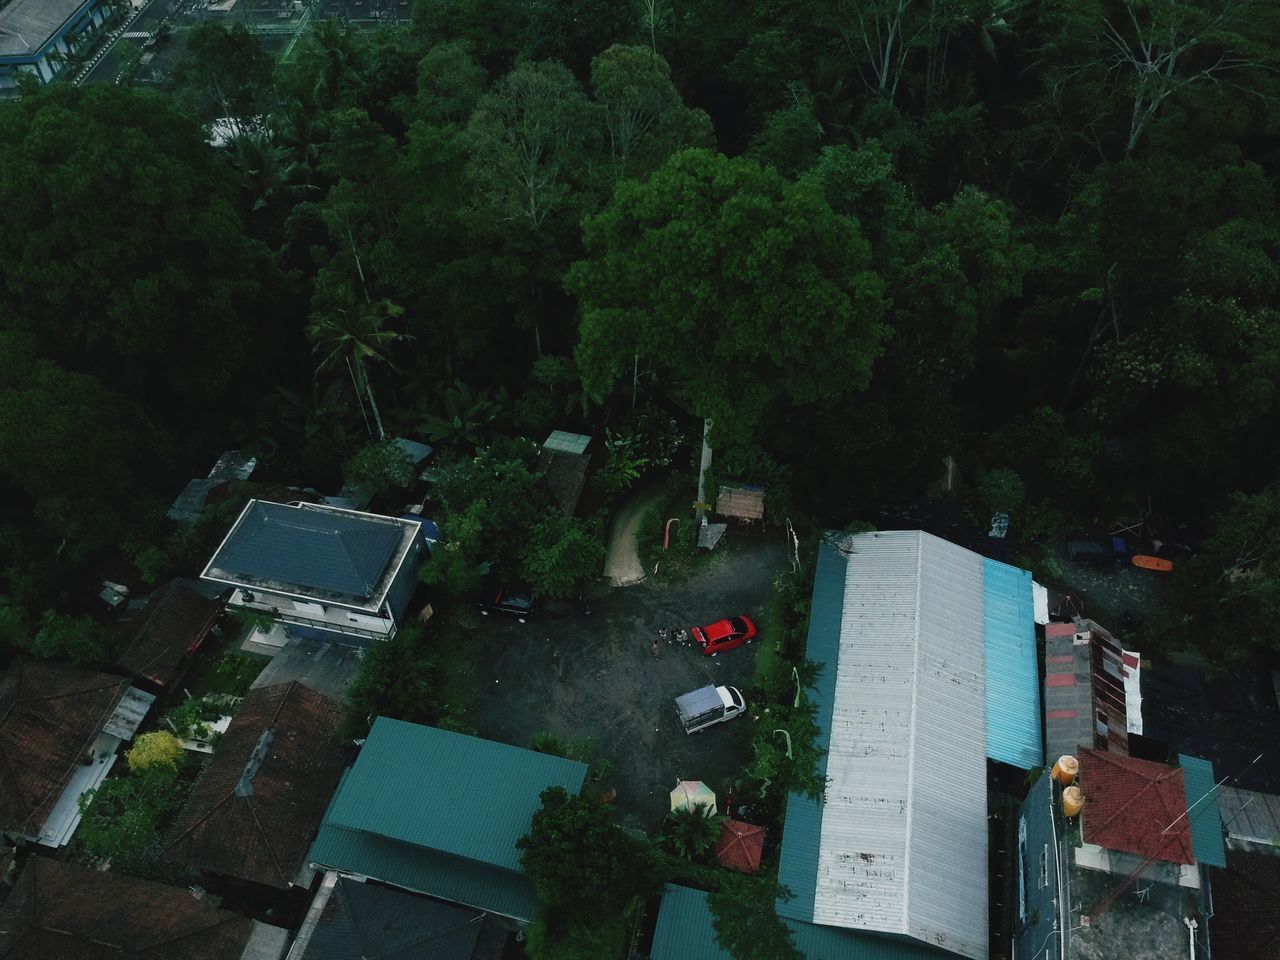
307;717;587;925
164;681;349;891
115;580;223;691
0;658;154;847
0;856;287;960
1013;750;1226;960
535;430;592;516
0;0;113;94
201;499;426;646
287;871;509;960
1043;619;1142;761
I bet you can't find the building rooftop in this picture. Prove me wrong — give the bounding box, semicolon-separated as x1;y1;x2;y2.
116;580;221;688
0;659;130;837
1208;847;1280;960
290;872;508;960
777;533;990;960
201;499;421;612
1079;749;1194;864
0;857;261;960
651;884;959;960
164;681;349;889
1218;785;1280;852
309;717;586;920
1179;754;1227;868
0;0;91;58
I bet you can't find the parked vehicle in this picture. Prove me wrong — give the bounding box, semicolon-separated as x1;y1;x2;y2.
675;684;746;734
691;616;756;656
1066;540;1113;566
478;585;536;622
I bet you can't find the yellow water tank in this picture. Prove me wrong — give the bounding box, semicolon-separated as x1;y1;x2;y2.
1052;755;1079;786
1063;786;1085;818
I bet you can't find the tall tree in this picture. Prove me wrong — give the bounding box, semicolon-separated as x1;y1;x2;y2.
306;282;405;440
569;149;889;448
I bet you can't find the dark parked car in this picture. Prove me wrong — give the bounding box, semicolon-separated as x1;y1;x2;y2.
478;586;537;622
1067;539;1114;566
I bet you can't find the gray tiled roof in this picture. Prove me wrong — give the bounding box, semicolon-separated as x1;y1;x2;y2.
0;0;91;58
202;501;416;608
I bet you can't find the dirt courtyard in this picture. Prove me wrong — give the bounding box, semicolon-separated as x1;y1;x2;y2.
464;531;789;832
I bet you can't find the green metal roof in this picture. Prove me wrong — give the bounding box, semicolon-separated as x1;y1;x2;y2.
310;823;538;921
308;718;586;921
322;717;587;870
1179;754;1227;868
776;541;844;922
652;885;961;960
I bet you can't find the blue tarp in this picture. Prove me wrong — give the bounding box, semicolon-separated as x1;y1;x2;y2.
983;558;1043;770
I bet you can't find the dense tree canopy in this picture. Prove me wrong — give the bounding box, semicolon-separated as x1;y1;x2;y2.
2;0;1279;713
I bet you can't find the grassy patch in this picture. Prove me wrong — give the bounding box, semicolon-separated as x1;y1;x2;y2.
636;476;721;583
186;651;266;700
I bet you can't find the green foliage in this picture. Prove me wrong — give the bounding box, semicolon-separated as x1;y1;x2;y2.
165;696;223;743
1156;482;1280;670
569;149;889;449
343;439;417;492
345;622;473;735
968;467;1026;527
169;22;276;124
529;732;616;785
30;610;115;666
126;731;186;775
519;512;605;599
207;652;266;697
708;874;803;960
592;428;650;499
77;766;184;862
663;802;722;859
518;786;659;929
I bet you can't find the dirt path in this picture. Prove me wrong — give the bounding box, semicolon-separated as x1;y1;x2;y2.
604;484;665;586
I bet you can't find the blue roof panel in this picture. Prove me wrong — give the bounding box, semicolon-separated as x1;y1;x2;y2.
1179;754;1227;868
982;558;1042;769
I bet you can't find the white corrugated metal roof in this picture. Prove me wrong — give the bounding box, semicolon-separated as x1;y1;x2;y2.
812;531;989;960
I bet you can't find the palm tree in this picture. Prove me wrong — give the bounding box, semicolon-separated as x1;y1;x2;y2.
306;281;404;440
299;20;361;109
664;803;722;860
227;132;313;213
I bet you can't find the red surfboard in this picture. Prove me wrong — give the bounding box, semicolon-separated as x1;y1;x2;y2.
1132;555;1173;572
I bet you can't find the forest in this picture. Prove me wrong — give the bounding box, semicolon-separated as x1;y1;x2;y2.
3;0;1280;674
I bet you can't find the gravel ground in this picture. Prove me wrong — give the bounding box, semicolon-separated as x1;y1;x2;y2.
463;530;789;832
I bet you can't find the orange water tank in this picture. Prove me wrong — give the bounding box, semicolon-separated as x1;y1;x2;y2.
1052;755;1079;786
1063;786;1085;818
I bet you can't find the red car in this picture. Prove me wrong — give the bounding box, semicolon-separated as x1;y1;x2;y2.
691;616;757;656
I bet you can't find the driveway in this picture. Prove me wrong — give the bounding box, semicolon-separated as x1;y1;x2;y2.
464;530;788;832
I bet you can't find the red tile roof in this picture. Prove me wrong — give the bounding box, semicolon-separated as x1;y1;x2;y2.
715;819;765;874
116;581;221;688
1079;748;1194;864
0;857;255;959
164;681;349;889
0;659;129;837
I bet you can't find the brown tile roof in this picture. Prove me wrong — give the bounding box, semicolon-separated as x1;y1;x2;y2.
1079;748;1194;864
1211;847;1280;960
116;582;221;688
715;484;765;521
0;856;255;960
0;660;129;837
164;682;349;889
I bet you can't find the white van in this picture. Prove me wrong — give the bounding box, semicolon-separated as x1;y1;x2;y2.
676;684;746;735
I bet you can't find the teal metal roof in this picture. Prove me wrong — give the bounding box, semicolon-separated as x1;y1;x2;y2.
321;717;586;870
776;541;845;922
982;558;1043;769
652;885;960;960
310;823;538;920
1179;754;1227;868
308;718;586;920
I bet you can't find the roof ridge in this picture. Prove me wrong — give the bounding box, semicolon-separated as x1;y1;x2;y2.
135;906;249;956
